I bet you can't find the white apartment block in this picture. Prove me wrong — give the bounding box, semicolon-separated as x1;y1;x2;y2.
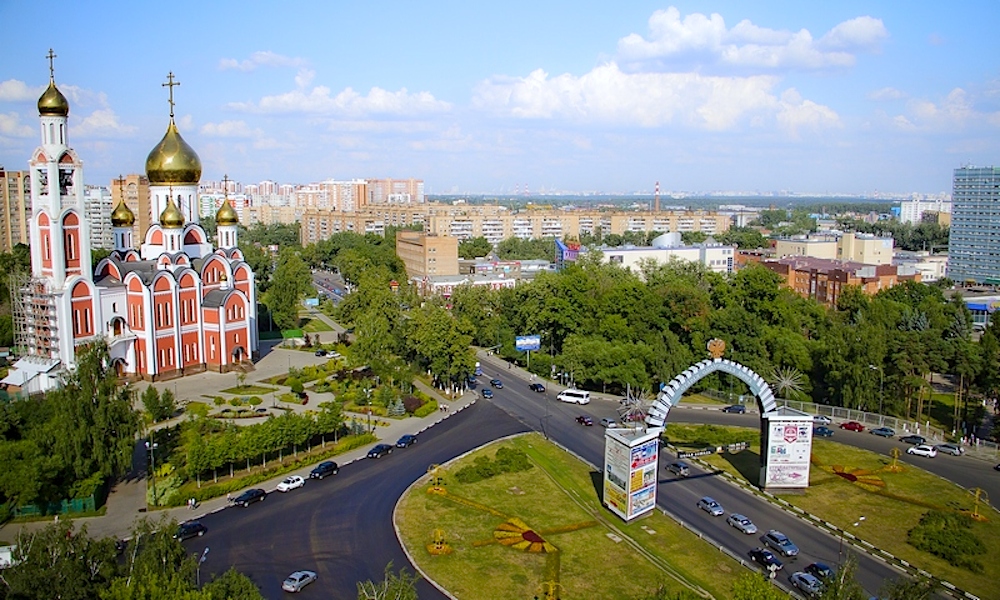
899;197;951;224
84;186;113;250
602;235;735;275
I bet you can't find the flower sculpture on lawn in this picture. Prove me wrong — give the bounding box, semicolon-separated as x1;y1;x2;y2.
494;518;557;553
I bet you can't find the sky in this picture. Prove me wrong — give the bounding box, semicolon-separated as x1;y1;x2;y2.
1;1;999;196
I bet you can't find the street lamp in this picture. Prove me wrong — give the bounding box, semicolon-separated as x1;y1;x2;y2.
196;547;209;587
145;439;159;507
838;515;865;565
868;365;884;418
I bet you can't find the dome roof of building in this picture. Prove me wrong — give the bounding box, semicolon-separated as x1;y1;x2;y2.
110;201;135;227
37;80;70;117
159;198;185;229
145;120;202;185
216;200;239;226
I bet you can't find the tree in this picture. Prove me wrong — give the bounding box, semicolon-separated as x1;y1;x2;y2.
877;577;936;600
818;554;866;600
457;236;492;259
730;572;784;600
356;562;419;600
142;387;175;423
5;520;119;600
265;249;312;331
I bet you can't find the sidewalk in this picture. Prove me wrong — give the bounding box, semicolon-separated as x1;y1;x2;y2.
0;352;474;543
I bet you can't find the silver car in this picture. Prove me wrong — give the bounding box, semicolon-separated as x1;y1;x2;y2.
726;513;758;534
790;571;823;597
764;529;799;557
697;496;724;516
934;443;964;456
282;570;317;593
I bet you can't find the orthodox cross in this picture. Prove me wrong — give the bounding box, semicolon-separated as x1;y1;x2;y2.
46;49;57;80
162;72;180;119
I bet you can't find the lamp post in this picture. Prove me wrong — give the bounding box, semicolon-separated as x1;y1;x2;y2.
838;516;865;565
145;439;158;507
196;547;209;587
869;364;884;418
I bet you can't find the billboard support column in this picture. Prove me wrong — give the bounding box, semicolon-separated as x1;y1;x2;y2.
603;428;659;521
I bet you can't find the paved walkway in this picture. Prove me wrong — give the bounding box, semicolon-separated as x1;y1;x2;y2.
0;337;473;543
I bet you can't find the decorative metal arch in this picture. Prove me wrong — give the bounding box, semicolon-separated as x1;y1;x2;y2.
646;358;777;429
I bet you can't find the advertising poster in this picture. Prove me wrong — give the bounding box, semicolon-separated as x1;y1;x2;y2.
606;431;659;520
630;439;658;470
630;486;656;514
515;335;541;351
762;417;812;489
603;435;630;519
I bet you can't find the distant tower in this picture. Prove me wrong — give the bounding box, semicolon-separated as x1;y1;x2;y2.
654;181;660;212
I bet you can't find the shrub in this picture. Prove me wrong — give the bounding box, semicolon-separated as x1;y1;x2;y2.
413;400;438;418
213;396;226;406
186;402;209;418
454;447;532;484
287;377;304;394
229;397;243;407
402;395;424;414
908;510;985;572
248;396;262;406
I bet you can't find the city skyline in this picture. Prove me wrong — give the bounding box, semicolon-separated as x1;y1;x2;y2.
1;1;998;196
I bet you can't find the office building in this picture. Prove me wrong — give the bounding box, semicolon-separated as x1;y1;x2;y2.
947;166;1000;284
0;167;31;252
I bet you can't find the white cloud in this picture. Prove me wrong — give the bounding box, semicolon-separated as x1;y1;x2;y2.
473;62;841;134
200;120;262;138
616;7;887;73
295;69;315;88
868;87;906;101
0;112;34;137
229;86;451;117
775;89;842;137
0;80;43;102
219;51;308;72
885;87;1000;133
70;109;136;138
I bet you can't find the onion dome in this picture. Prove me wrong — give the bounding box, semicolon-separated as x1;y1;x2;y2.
38;80;70;117
159;198;185;229
216;200;239;226
110;201;135;227
145;121;202;185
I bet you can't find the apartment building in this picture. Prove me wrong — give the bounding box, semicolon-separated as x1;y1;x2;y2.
0;168;31;252
110;174;151;243
396;230;459;278
763;256;920;307
84;186;113;250
899;196;951;225
366;178;425;206
948;166;1000;284
774;232;894;266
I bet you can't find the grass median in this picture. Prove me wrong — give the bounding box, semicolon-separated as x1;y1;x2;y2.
396;433;746;600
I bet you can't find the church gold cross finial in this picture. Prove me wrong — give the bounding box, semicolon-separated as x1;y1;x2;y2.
222;174;230;199
162;72;180;119
116;174;125;195
46;49;57;80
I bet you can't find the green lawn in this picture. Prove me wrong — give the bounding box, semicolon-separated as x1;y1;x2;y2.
218;384;277;395
301;318;333;333
396;433;744;600
667;424;1000;600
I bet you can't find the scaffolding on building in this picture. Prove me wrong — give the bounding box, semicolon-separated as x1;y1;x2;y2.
10;270;60;361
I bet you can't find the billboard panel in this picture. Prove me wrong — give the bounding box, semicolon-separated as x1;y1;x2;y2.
515;335;541;351
761;417;812;489
603;435;630;520
604;430;659;521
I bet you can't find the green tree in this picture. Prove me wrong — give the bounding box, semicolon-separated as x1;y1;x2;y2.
356;562;419;600
457;236;493;259
265;249;312;330
818;554;866;600
5;520;119;600
730;572;784;600
715;226;767;249
877;577;936;600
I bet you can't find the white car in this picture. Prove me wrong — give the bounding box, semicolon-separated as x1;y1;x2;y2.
812;415;832;425
600;417;617;428
276;475;305;492
907;444;937;458
281;570;317;592
726;513;758;534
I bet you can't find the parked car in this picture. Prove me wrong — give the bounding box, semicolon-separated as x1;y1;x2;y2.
994;463;1000;471
395;434;417;448
575;415;593;426
697;496;724;516
367;444;394;459
790;571;824;597
666;461;690;477
314;349;326;357
870;427;896;438
233;488;266;507
309;461;339;480
748;547;783;571
528;383;546;392
812;414;832;425
276;475;305;492
899;435;926;445
907;444;937;458
839;421;864;432
481;388;494;399
805;562;834;581
722;404;746;414
281;570;317;593
174;521;207;540
813;426;834;437
763;529;799;556
934;443;964;456
726;513;758;534
489;379;504;389
600;417;617;428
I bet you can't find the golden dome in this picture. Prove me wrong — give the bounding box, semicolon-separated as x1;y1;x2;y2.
216;200;239;226
145;120;202;185
110;201;135;227
38;80;70;117
159;198;185;229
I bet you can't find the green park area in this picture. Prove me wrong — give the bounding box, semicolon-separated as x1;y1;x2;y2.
664;424;1000;600
396;433;743;600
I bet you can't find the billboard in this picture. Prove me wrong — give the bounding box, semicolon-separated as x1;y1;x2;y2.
761;415;813;489
604;429;659;521
515;335;541;351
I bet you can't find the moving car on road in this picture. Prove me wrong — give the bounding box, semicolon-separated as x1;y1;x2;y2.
812;415;832;425
367;444;394;459
174;521;207;540
481;388;494;399
575;415;593;426
726;513;758;534
934;443;964;456
556;389;591;404
309;461;338;480
907;444;937;458
528;383;546;392
839;421;864;432
396;434;417;448
870;427;895;438
600;417;617;428
697;496;724;516
899;435;926;445
813;426;834;437
763;529;799;556
233;488;266;507
805;562;834;581
790;571;824;597
281;570;317;593
748;547;783;572
276;475;305;492
722;405;745;414
667;461;690;477
490;378;504;389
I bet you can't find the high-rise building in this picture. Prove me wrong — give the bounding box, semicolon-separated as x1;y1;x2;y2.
947;166;1000;284
85;186;113;249
0;167;31;252
111;174;151;243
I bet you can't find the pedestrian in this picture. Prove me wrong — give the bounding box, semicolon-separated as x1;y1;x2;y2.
227;493;231;503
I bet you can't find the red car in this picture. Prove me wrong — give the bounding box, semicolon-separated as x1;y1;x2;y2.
839;421;865;432
576;415;593;426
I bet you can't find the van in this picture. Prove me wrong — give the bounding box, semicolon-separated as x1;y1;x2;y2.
557;389;591;405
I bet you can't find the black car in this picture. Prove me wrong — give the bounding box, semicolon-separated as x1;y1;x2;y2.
309;461;339;480
805;562;834;581
314;349;326;357
528;383;546;392
481;388;494;399
900;435;926;445
233;488;266;507
490;379;503;389
174;521;207;540
748;547;783;571
367;443;393;459
722;405;746;414
396;434;417;448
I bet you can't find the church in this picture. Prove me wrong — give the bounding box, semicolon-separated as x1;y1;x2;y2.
2;55;258;394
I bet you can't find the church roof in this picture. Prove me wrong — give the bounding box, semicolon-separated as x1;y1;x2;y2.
202;289;229;308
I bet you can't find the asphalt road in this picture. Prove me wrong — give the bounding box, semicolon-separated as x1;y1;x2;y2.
187;401;529;599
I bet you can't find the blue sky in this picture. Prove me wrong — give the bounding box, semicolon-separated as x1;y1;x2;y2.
1;1;998;196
